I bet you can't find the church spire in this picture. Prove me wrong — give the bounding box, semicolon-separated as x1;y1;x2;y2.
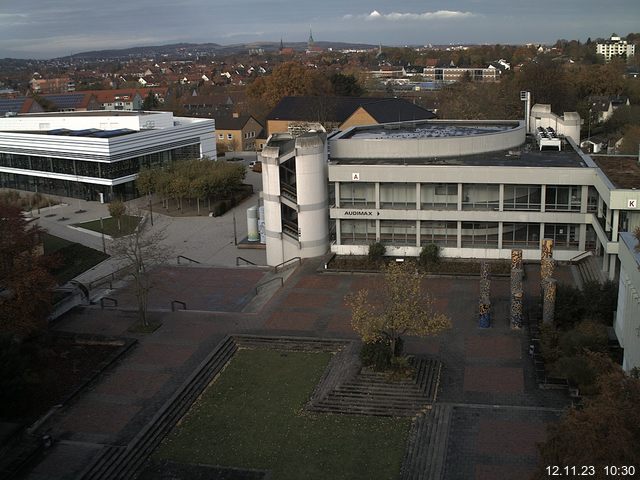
308;26;315;48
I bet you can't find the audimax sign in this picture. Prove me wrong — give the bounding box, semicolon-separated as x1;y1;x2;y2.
343;210;380;216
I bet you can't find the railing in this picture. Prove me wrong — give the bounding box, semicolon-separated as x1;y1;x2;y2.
569;250;592;264
100;297;118;309
236;256;257;266
273;256;301;273
171;300;187;311
89;265;133;291
255;277;284;295
177;255;200;265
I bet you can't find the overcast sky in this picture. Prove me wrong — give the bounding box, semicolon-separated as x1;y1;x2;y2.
1;0;639;59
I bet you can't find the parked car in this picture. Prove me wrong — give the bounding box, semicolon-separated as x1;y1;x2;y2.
251;161;262;173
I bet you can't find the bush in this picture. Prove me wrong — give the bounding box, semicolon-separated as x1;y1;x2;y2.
368;242;386;262
558;320;608;357
419;244;440;269
550;355;599;394
360;340;392;371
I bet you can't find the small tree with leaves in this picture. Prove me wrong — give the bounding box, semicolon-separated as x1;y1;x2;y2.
345;262;451;364
108;200;127;232
110;214;172;326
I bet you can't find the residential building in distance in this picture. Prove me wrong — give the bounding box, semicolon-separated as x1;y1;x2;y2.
596;35;636;62
29;77;75;94
266;96;436;137
587;95;631;123
215;113;263;151
0;111;215;201
421;65;501;84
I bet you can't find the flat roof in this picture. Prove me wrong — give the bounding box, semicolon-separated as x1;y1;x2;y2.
330;137;587;168
11;111;154;118
593;156;640;189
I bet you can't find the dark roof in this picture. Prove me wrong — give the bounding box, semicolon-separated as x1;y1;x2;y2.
215;114;259;130
267;96;436;123
0;97;41;116
593;156;640;189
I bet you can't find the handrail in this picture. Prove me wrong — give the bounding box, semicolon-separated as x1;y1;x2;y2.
100;297;118;309
177;255;201;265
89;265;133;291
569;250;592;264
255;277;284;295
236;256;257;266
171;300;187;311
273;256;301;273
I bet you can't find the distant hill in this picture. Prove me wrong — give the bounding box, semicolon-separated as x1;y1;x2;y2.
59;40;379;60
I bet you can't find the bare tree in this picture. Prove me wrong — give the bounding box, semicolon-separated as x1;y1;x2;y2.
110;213;172;326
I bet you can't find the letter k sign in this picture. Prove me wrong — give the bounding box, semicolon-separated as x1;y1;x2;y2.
628;199;637;209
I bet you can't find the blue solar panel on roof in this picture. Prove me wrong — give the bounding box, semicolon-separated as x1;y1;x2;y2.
43;94;84;109
90;128;136;138
69;129;101;136
48;129;72;135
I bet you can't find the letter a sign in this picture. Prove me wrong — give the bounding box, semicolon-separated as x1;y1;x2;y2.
628;199;638;209
352;172;360;181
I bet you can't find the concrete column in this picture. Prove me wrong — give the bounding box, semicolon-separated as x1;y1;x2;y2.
375;182;380;209
335;218;341;246
539;223;545;250
609;254;617;280
605;206;612;232
540;184;546;213
416;220;421;247
335;182;340;208
603;253;609;272
499;184;504;212
416;183;421;210
612;210;620;241
578;224;587;251
597;196;603;218
580;185;588;214
376;219;380;242
457;183;463;211
498;222;503;249
457;221;462;249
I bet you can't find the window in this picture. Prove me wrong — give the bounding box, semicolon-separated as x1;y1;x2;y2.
545;185;581;211
502;223;539;248
218;133;223;139
380;220;415;246
421;183;457;210
227;133;233;140
380;183;416;209
462;184;499;210
420;221;457;247
339;182;375;208
503;185;541;211
544;224;579;250
341;219;376;245
461;222;499;248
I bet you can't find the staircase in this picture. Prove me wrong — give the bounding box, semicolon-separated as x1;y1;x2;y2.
572;253;606;288
399;403;453;480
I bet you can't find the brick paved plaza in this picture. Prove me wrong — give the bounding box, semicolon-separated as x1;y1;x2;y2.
24;260;573;479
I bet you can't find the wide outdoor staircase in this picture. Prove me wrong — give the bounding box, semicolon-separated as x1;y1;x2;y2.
399;403;453;480
572;253;606;287
310;357;442;417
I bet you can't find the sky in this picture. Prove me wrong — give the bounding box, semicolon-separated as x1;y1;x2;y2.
0;0;639;59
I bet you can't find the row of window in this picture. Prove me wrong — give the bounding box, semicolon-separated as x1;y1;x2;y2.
339;219;591;250
217;131;256;140
338;183;598;212
0;145;199;180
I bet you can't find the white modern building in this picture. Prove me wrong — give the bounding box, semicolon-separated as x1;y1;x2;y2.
615;232;640;372
596;35;636;62
260;108;640;283
0;111;215;201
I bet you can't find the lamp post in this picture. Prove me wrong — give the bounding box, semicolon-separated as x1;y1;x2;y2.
588;108;592;144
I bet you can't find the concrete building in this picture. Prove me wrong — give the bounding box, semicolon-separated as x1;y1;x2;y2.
596;35;636;62
615;231;640;372
422;65;501;83
260;132;329;266
260;108;640;283
0;111;215;201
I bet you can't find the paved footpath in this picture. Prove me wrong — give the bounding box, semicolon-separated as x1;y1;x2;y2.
24;258;573;480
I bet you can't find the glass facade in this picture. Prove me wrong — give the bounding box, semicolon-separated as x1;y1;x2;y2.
380;220;416;245
503;185;542;211
544;223;580;250
502;223;540;248
461;222;499;248
420;221;457;247
340;219;376;245
545;185;582;211
462;184;499;211
421;183;457;210
339;182;375;208
380;183;415;209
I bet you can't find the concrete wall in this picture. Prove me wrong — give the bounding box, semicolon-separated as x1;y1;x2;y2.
615;232;640;372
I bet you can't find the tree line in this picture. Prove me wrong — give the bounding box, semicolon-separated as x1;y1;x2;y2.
136;158;246;214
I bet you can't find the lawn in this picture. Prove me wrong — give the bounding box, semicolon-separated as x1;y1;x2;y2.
73;215;141;237
43;234;109;284
155;349;410;480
